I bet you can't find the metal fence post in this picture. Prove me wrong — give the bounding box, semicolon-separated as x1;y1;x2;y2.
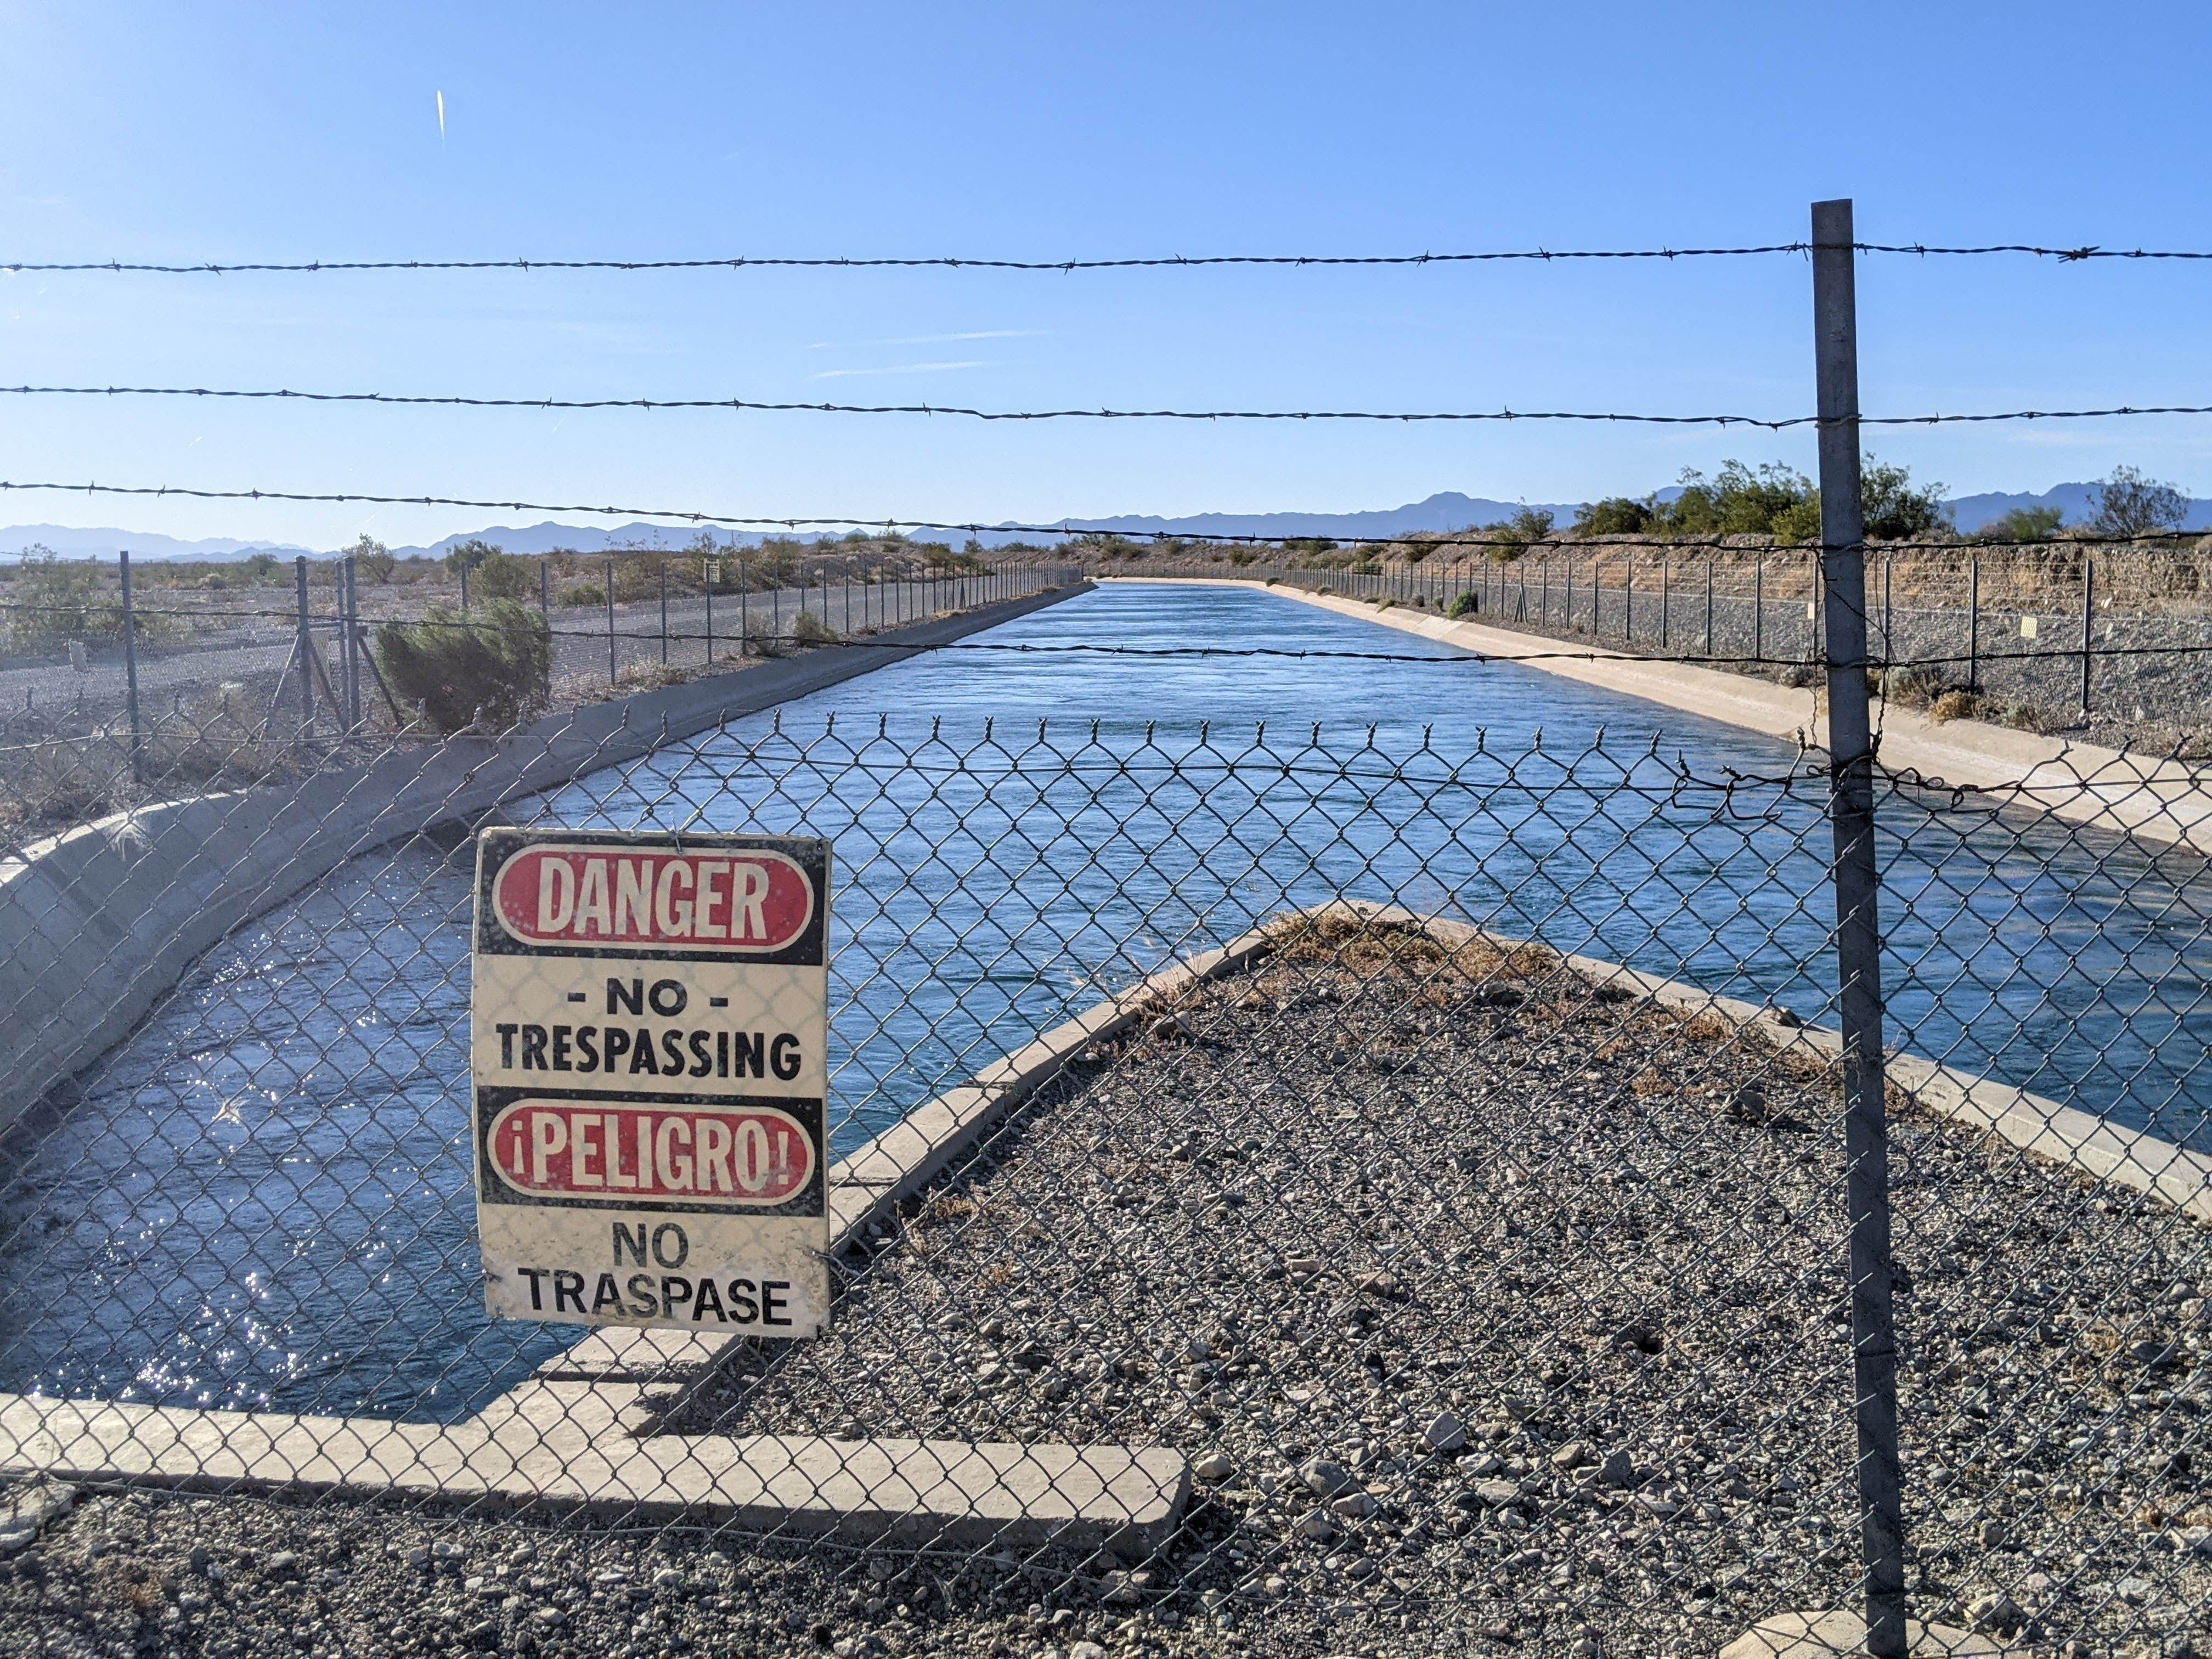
606;558;617;687
2081;555;2095;715
295;554;315;741
1808;548;1820;669
460;559;470;614
540;558;551;619
704;555;715;663
1968;554;1980;692
1754;554;1765;664
1812;195;1908;1659
659;562;670;665
342;551;360;731
739;556;749;657
1706;557;1714;658
1882;556;1892;678
119;551;143;785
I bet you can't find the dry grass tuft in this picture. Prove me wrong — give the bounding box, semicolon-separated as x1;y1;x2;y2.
1263;909;1556;984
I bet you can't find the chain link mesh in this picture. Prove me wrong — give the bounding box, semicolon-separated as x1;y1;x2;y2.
2;703;2208;1656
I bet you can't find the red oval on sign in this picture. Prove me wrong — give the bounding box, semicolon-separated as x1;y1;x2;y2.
486;1101;814;1206
492;845;814;953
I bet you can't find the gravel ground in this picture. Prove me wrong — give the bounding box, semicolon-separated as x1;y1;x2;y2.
6;913;2210;1656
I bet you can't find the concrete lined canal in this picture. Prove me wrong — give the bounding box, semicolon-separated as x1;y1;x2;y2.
2;582;2205;1418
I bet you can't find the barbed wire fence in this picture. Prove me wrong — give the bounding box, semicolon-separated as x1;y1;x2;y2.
1;200;2211;1657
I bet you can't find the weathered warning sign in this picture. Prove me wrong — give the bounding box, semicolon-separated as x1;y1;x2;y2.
471;828;831;1336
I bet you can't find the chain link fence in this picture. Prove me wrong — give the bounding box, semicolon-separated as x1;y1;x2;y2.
0;565;1075;840
2;704;2210;1656
1260;543;2212;747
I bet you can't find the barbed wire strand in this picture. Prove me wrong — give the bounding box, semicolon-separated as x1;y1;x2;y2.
12;383;2212;431
7;243;2210;275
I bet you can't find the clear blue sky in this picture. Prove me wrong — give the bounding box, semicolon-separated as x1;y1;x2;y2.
3;1;2209;550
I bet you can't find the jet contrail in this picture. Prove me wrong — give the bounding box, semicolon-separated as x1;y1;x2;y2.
436;90;446;139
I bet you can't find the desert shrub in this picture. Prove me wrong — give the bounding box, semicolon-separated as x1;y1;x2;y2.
1447;591;1478;619
1658;461;1811;535
1977;505;2067;543
349;534;397;584
375;599;551;732
4;547;172;651
1860;458;1949;540
2092;465;2190;538
557;580;606;607
1928;689;1979;724
444;538;501;578
1485;506;1556;561
1769;499;1824;546
473;550;536;601
1649;454;1941;542
1227;550;1258;566
789;611;838;645
1573;496;1655;537
1348;559;1383;575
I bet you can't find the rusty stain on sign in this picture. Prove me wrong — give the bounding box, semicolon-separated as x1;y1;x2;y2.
471;828;832;1336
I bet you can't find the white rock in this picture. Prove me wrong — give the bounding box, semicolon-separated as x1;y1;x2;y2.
0;1481;74;1554
1967;1592;2023;1633
1192;1452;1234;1483
1424;1412;1468;1453
1299;1458;1356;1498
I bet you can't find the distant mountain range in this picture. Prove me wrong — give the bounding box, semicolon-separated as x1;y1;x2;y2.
1943;483;2212;534
3;481;2206;563
0;522;316;561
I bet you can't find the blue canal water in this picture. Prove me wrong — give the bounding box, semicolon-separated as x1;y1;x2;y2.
3;583;2206;1419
